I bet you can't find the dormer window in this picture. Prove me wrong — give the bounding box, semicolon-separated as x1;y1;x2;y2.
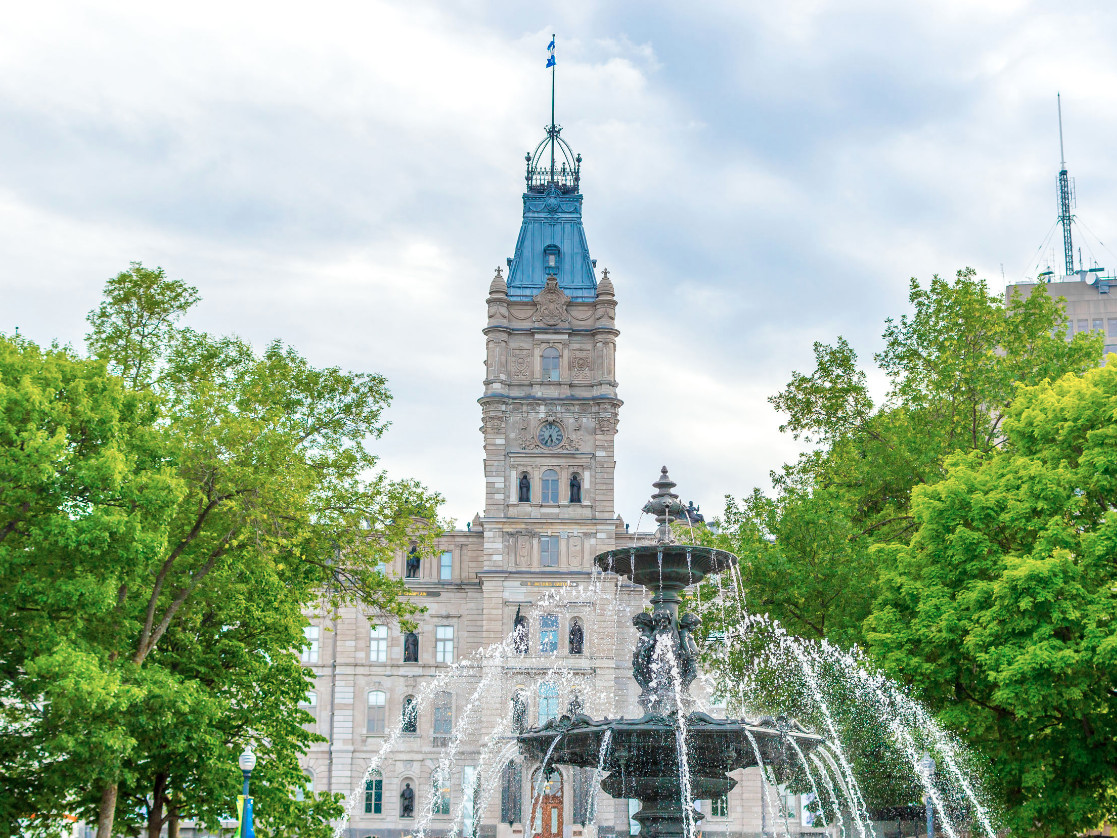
543;245;561;275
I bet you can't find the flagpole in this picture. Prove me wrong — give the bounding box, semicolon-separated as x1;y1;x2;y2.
550;32;556;182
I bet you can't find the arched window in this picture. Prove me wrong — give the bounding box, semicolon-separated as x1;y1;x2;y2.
518;472;531;503
365;769;383;814
542;348;560;381
568;618;584;655
434;691;453;736
296;769;315;801
367;691;386;734
541;470;559;503
402;695;418;734
569;473;582;504
538;682;558;725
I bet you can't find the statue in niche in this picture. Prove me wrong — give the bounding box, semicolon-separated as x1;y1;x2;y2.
518;473;531;503
403;631;419;663
512;606;529;654
569;473;582;504
512;691;527;732
405;545;420;578
400;782;415;817
568;619;584;655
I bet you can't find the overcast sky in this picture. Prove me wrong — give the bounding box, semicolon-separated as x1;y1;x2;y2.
3;0;1116;525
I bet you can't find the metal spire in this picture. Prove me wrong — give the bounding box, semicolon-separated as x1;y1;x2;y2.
550;33;556;182
1057;93;1074;276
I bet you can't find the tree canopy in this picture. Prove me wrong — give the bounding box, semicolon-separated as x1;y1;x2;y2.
0;263;442;837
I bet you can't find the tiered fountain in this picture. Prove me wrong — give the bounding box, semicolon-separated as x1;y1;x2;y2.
517;468;824;838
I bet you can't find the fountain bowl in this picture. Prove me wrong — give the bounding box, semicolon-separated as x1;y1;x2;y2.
594;545;737;592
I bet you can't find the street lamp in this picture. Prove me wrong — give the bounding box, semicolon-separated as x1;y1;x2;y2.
238;746;257;838
918;754;936;838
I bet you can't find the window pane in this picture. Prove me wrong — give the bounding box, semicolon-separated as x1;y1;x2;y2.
301;690;317;707
434;691;453;735
542;348;560;381
301;626;320;663
367;691;386;733
540;536;558;567
1094;319;1104;332
539;683;558;724
1079;319;1089;332
541;470;559;503
440;551;453;581
540;616;558;654
436;626;454;663
1108;318;1117;337
365;772;383;814
370;625;387;663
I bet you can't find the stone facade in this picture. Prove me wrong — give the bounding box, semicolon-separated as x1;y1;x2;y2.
1006;277;1117;358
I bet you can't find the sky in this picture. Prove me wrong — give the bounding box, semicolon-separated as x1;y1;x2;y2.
3;0;1117;526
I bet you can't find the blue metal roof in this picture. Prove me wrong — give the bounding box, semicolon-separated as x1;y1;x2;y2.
505;127;597;302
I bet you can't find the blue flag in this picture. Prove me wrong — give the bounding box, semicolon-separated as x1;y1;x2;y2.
546;55;556;68
547;36;555;52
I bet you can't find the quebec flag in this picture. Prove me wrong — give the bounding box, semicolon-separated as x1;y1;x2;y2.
546;36;555;67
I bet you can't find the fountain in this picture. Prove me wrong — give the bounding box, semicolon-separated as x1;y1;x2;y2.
334;467;1000;838
516;468;824;838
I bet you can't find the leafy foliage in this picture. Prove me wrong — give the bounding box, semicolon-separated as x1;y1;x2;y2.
0;263;443;836
866;362;1117;836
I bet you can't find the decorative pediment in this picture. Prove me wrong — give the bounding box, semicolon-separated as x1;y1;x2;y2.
533;276;570;326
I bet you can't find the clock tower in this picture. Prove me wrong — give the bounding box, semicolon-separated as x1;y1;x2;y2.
476;123;623;639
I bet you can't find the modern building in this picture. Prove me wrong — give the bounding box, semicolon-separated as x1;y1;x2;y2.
1005;272;1117;359
301;124;824;838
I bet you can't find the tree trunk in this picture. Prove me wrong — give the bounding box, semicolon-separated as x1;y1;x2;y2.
147;772;167;838
167;807;180;838
96;782;118;838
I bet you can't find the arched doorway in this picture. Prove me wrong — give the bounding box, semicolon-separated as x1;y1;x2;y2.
531;768;563;838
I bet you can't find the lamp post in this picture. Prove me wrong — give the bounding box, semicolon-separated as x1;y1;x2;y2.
239;746;257;838
918;754;936;838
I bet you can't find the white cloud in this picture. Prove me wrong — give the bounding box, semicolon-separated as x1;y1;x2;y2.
3;0;1116;524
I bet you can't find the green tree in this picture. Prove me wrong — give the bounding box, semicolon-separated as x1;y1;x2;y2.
865;360;1117;835
0;263;443;837
705;270;1100;648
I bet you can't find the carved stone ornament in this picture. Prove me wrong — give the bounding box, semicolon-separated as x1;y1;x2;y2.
533;276;570;326
482;411;504;436
596;413;617;436
571;350;592;381
511;349;531;380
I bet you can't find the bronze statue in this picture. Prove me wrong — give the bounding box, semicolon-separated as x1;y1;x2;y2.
569;473;582;504
400;782;415;817
518;472;531;503
403;631;419;663
512;606;529;654
568;618;584;654
405;545;420;578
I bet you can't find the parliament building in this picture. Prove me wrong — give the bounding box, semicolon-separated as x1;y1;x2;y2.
300;124;819;838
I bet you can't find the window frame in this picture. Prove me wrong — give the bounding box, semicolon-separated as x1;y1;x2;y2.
540;535;559;567
433;690;453;736
538;682;558;725
541;470;560;504
439;550;453;581
435;625;455;664
540;615;559;654
301;625;320;663
542;347;560;381
369;625;388;663
367;690;386;734
365;770;383;814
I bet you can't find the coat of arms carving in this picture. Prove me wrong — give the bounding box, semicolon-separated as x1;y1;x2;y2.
533;276;570;326
511;349;531;380
571;351;592;380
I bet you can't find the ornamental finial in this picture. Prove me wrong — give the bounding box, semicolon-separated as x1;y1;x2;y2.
494;266;503;279
601;267;609;281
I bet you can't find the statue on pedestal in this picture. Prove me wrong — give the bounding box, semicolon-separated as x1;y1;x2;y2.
400;782;415;818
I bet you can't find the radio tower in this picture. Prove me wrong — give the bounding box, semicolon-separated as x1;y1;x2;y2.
1057;93;1075;276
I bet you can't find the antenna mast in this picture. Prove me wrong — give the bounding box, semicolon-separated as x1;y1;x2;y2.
1057;93;1074;276
550;33;556;182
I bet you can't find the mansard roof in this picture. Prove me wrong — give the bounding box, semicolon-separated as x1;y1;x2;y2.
505;125;598;302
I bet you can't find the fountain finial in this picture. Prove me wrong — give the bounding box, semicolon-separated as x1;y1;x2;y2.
642;465;687;542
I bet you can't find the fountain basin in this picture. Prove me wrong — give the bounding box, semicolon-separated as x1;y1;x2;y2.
594;546;737;593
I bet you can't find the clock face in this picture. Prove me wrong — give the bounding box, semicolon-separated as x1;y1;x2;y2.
537;422;564;448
